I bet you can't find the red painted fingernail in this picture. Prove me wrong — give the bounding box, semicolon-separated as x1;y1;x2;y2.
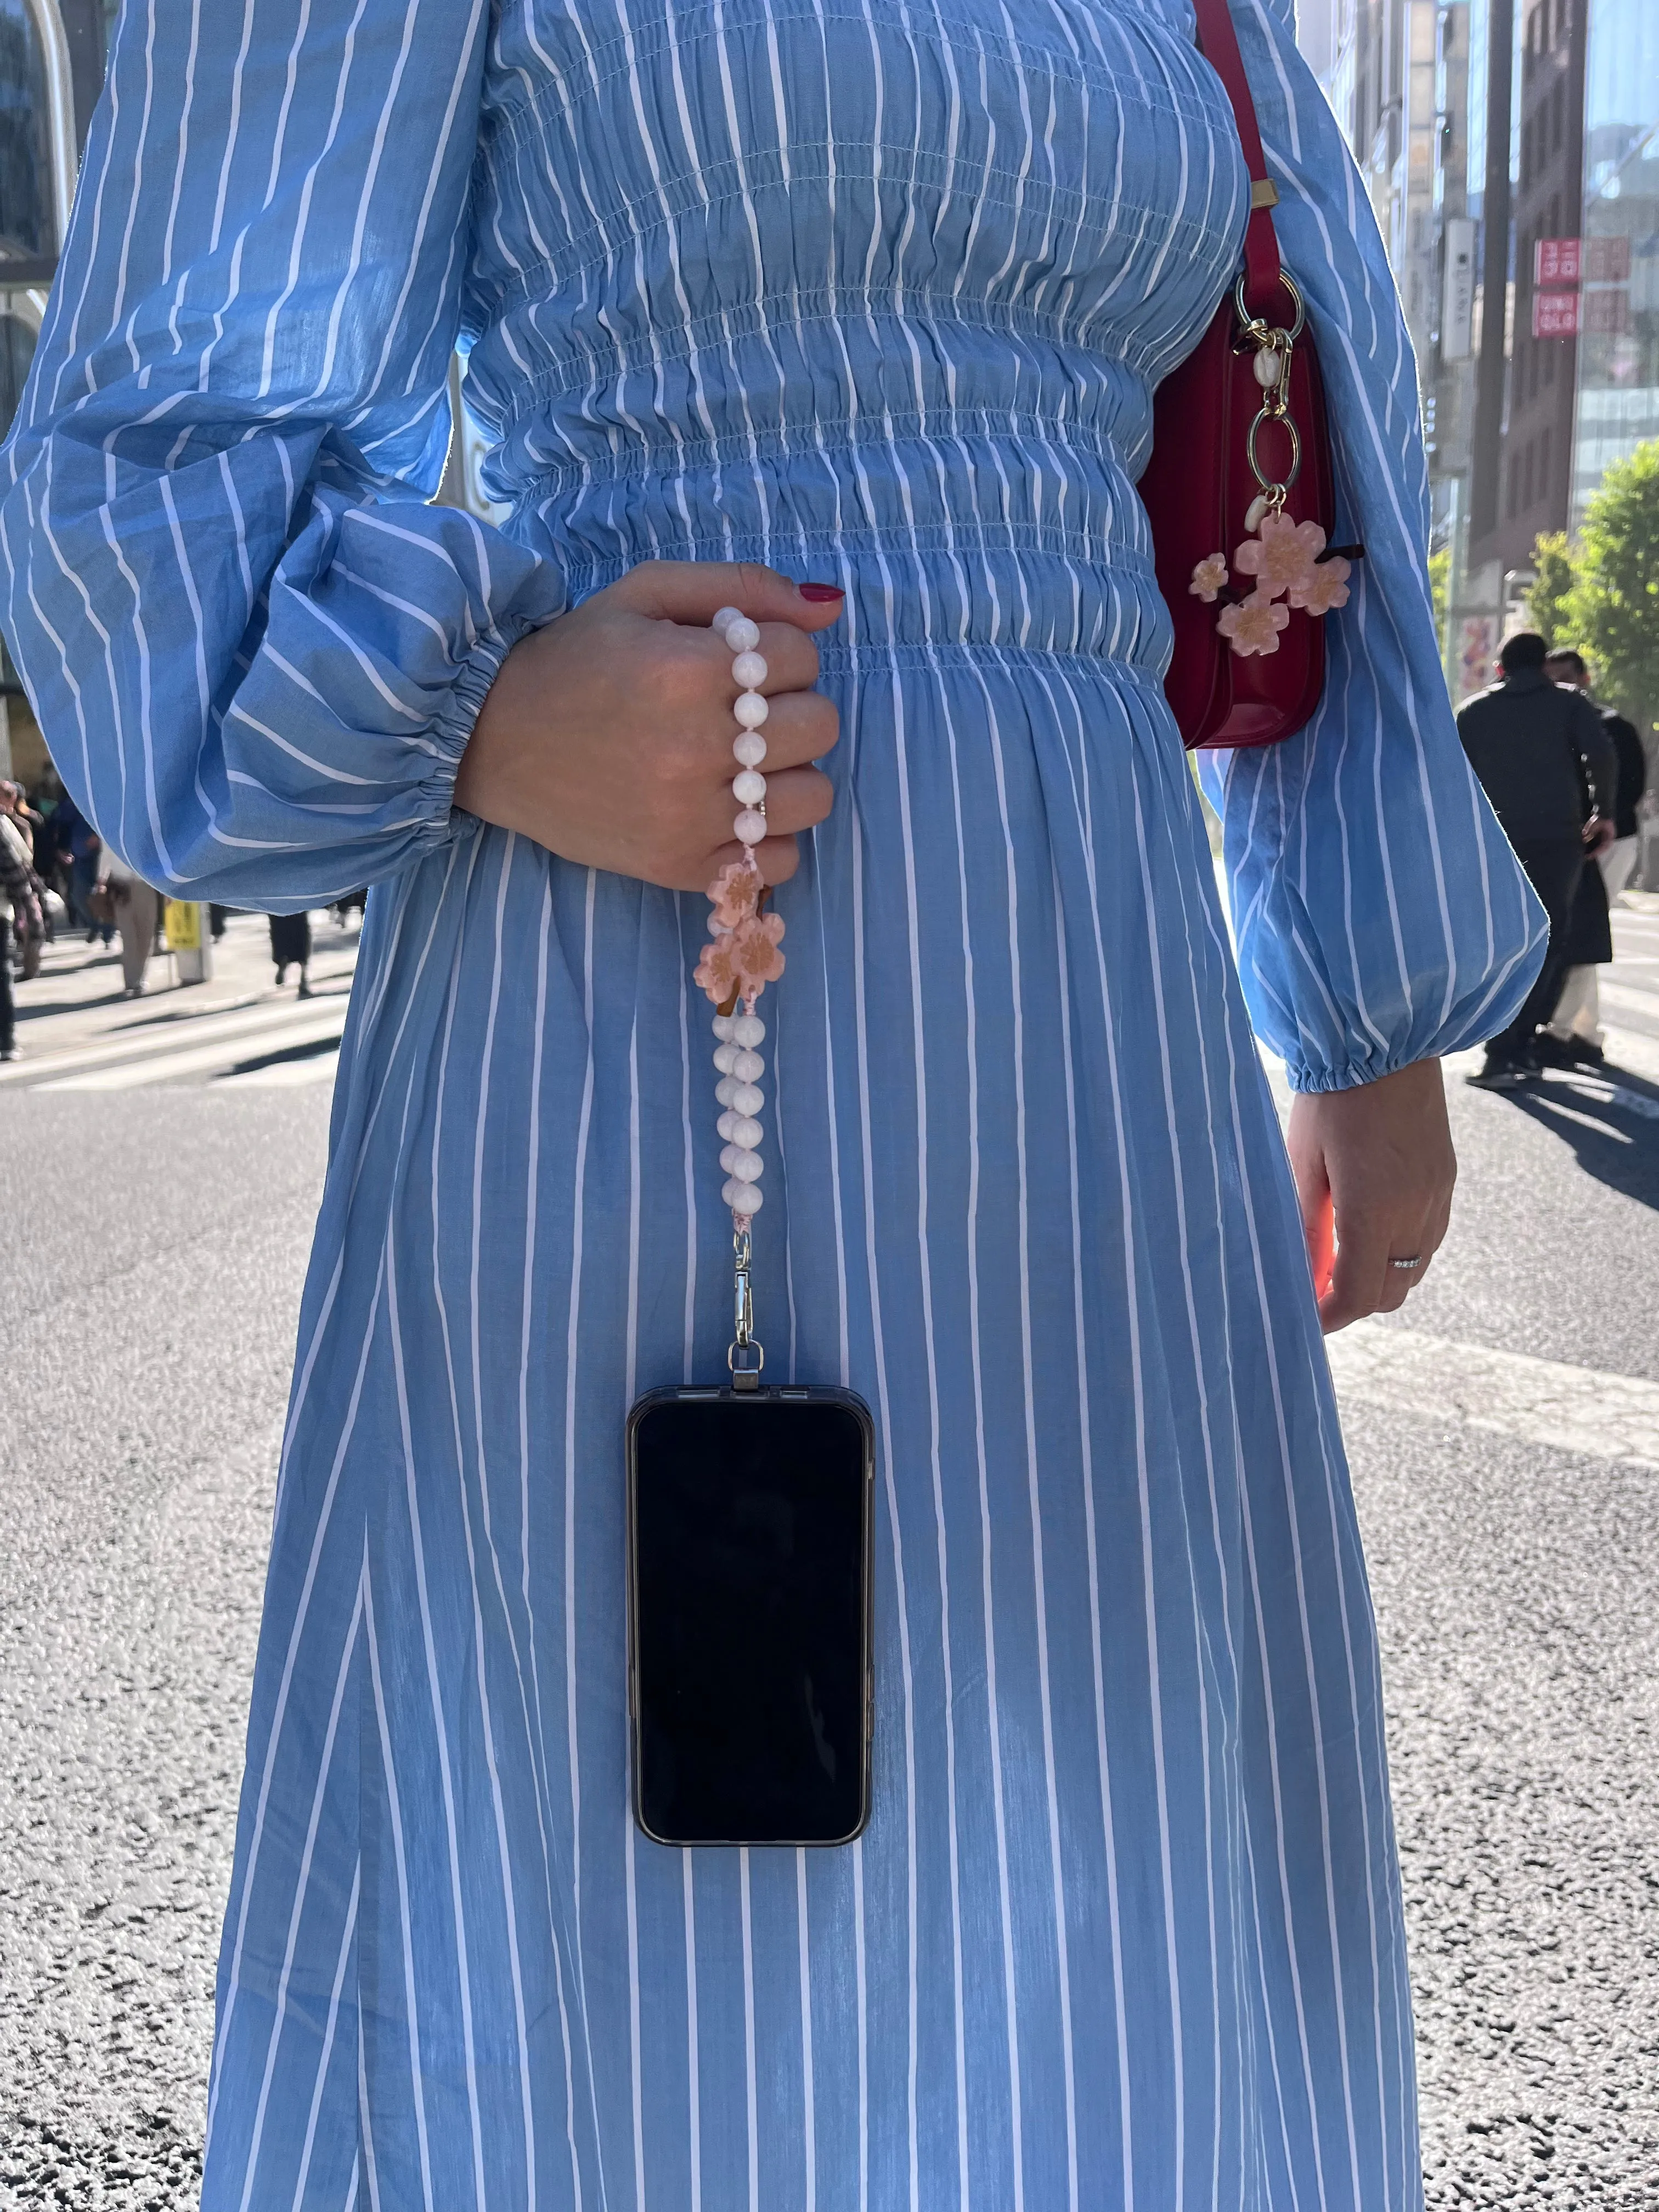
798;582;845;602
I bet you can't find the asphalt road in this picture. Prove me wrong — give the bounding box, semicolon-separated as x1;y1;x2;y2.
1;909;1657;2209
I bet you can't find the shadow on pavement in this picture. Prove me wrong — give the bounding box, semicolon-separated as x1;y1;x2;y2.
1503;1059;1659;1212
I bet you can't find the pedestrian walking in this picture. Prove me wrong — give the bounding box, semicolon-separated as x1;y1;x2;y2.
97;847;160;1000
1458;631;1616;1087
0;798;41;1060
267;910;314;998
1541;648;1649;1065
2;4;1547;2206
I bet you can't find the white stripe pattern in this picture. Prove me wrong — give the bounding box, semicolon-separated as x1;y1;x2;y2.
1;1;1541;2205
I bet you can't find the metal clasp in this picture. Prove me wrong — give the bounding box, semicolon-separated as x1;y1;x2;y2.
1234;268;1306;521
729;1224;764;1391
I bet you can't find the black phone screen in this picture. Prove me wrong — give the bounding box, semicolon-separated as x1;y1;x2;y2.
627;1389;873;1847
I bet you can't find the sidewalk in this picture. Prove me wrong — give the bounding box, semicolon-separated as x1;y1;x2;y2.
3;909;361;1091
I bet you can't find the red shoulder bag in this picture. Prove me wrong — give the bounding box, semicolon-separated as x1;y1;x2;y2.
1138;0;1356;750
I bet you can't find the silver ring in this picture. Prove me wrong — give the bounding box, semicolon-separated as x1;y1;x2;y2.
1389;1256;1423;1272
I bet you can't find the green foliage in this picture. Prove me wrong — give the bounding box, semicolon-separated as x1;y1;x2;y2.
1428;545;1450;651
1527;531;1582;651
1568;441;1659;732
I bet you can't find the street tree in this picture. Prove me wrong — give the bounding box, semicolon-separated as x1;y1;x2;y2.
1568;440;1659;734
1527;531;1581;652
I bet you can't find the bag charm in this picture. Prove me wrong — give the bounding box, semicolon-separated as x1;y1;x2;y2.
1187;278;1362;660
692;606;786;1387
1137;0;1354;749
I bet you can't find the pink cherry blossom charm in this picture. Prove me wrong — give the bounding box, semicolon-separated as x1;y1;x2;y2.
1217;589;1291;658
1189;552;1229;603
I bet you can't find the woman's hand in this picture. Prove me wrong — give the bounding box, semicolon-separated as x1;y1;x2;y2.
1286;1057;1456;1334
455;561;845;892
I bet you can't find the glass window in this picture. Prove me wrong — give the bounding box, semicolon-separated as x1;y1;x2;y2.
0;0;53;264
0;307;35;436
1574;0;1659;522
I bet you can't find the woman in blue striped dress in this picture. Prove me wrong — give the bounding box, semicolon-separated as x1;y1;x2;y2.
2;1;1541;2204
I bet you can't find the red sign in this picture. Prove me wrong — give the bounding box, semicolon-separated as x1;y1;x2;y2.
1535;237;1583;286
1533;289;1583;339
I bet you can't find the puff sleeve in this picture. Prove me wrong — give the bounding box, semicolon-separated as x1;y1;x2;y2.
0;0;566;910
1193;0;1548;1092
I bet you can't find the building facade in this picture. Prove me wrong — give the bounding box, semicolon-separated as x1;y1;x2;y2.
0;0;109;781
1299;0;1659;702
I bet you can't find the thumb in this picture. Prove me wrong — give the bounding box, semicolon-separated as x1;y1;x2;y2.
1286;1102;1335;1301
609;558;847;633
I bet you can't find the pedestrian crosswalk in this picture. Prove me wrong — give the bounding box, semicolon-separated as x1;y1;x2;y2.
0;989;347;1093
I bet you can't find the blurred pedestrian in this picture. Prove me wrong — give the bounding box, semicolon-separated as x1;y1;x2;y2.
53;792;110;945
268;909;313;998
1458;631;1617;1088
0;798;40;1060
0;783;40;979
97;846;160;998
1539;649;1648;1068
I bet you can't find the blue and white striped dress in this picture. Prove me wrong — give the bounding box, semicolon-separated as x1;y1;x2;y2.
2;2;1542;2204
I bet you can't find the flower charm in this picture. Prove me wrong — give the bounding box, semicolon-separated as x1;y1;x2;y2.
695;911;786;1006
1288;555;1351;616
1217;589;1291;658
707;854;764;931
1233;512;1328;599
1189;552;1229;603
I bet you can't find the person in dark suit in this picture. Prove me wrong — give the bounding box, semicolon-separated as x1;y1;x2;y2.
1540;648;1649;1066
1457;632;1617;1087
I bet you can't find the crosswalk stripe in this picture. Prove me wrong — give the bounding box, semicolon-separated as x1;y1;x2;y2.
37;1008;348;1092
1328;1321;1659;1471
1;995;351;1086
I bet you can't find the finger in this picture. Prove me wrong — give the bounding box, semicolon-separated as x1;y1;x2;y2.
1318;1220;1391;1333
610;559;847;635
743;689;839;769
1287;1118;1335;1302
744;764;836;841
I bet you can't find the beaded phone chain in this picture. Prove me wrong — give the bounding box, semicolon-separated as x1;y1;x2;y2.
692;606;788;1390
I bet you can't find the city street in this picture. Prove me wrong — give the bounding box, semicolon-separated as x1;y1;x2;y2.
1;901;1657;2209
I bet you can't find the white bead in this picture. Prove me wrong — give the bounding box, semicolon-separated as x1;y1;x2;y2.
729;1149;763;1183
733;807;768;845
731;650;768;689
731;1081;763;1116
719;1143;745;1176
724;616;761;653
733;690;769;729
715;1075;740;1108
718;1111;763;1146
1252;346;1283;389
731;1047;764;1082
723;1176;764;1214
729;1013;765;1047
732;768;767;806
712;606;745;638
713;1043;739;1075
733;731;768;768
712;1012;735;1040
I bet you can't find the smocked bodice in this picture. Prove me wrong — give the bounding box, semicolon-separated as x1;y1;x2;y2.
459;0;1249;660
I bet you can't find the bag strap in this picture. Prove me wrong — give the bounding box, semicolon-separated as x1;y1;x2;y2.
1190;0;1285;317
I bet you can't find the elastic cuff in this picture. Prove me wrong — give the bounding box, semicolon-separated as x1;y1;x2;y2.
1284;1048;1437;1096
408;614;545;854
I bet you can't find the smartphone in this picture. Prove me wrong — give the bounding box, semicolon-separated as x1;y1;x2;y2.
626;1385;875;1848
